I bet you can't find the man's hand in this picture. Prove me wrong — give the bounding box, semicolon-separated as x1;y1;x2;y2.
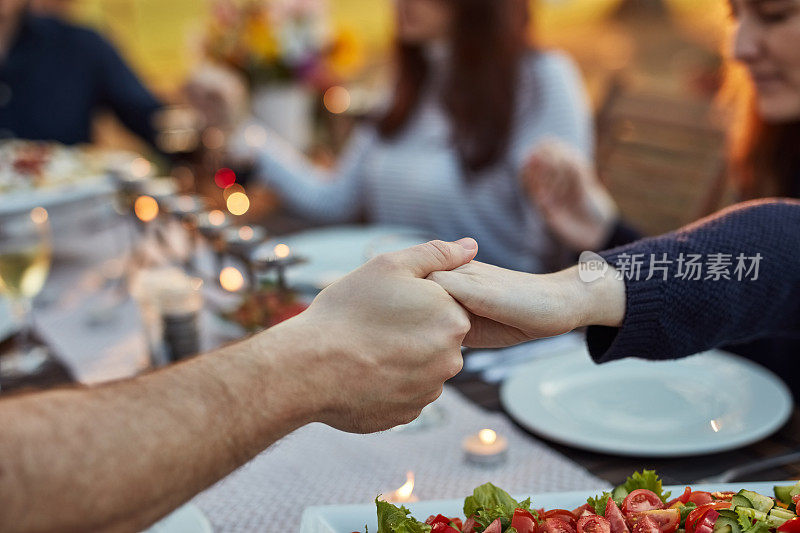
523;140;619;252
428;261;626;349
272;238;479;433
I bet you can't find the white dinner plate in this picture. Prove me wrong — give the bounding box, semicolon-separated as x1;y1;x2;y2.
299;482;784;533
500;347;793;457
257;225;432;292
144;504;213;533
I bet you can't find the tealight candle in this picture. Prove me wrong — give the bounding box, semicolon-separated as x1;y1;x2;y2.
380;472;419;504
463;429;508;466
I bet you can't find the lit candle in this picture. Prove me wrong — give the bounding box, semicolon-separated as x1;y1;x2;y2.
380;472;419;504
463;429;508;466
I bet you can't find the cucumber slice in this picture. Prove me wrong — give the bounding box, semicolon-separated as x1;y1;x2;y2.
775;485;795;505
767;514;791;529
737;507;768;522
731;494;754;510
739;490;774;513
770;508;796;520
714;516;743;533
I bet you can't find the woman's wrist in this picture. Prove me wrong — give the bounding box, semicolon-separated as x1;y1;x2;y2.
582;266;626;328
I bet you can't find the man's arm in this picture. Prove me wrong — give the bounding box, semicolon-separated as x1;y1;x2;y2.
0;239;478;533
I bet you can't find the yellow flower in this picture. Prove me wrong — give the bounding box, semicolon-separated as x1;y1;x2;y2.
243;15;280;64
326;26;365;78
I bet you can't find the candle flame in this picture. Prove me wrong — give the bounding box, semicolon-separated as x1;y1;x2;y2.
134;196;159;222
396;472;415;501
478;429;497;445
208;210;226;226
274;243;291;259
219;267;245;292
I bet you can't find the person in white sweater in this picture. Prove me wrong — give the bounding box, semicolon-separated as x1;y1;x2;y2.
232;0;596;273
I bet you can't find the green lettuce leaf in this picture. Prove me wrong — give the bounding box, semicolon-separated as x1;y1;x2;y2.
376;499;431;533
587;492;613;516
677;503;696;528
615;470;672;503
463;483;533;530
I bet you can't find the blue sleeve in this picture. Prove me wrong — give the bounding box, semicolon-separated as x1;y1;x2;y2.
587;199;800;363
87;31;163;146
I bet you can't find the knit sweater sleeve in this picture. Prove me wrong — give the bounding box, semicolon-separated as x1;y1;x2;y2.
586;199;800;363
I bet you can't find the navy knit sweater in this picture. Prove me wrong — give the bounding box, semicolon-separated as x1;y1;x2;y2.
586;199;800;367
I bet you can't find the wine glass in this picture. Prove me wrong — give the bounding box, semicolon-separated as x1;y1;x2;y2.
0;207;53;383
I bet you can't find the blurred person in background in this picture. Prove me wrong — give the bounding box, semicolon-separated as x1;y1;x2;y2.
0;0;164;145
224;0;593;273
517;0;800;395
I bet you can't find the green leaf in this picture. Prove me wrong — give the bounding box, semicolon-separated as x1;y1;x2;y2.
617;470;672;503
376;499;431;533
463;483;532;529
677;503;697;528
587;492;613;516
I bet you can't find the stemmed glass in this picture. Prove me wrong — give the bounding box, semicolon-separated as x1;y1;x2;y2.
0;207;53;383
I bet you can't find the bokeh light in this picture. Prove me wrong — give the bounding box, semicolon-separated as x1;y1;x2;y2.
219;267;245;292
208;210;226;226
226;192;250;216
134;196;159;222
274;243;291;259
214;168;237;189
30;207;48;225
323;86;351;114
130;157;152;179
238;226;255;241
222;183;245;201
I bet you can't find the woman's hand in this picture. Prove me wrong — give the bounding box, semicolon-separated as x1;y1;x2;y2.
428;261;626;349
523;140;619;252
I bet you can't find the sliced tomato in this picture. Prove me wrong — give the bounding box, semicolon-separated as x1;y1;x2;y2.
543;517;578;533
484;519;503;533
623;490;665;515
431;524;459;533
687;492;714;506
512;509;539;533
779;518;800;533
629;510;680;533
462;517;476;533
578;514;612;533
793;495;800;505
685;502;731;533
573;504;596;516
544;509;579;528
666;488;692;507
632;516;660;533
451;517;463;530
427;515;452;526
693;509;719;533
606;498;631;533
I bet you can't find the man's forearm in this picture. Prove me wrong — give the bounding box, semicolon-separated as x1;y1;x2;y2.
0;323;317;533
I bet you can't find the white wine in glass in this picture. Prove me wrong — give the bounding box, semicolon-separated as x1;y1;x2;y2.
0;207;53;384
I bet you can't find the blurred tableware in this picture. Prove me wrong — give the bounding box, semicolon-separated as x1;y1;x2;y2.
254;225;430;293
144;503;212;533
0;207;53;384
698;449;800;483
500;347;792;457
299;482;782;533
0;298;13;342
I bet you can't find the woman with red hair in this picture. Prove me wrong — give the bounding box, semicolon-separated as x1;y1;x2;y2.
241;0;592;273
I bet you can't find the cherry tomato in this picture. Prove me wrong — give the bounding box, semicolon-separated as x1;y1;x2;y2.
693;509;720;533
512;509;539;533
543;517;578;533
573;504;596;516
427;515;451;526
779;518;800;533
485;519;503;533
578;515;612;533
431;524;459;533
793;495;800;505
685;502;730;533
623;490;664;515
666;488;692;507
688;492;714;506
544;509;579;528
632;516;660;533
628;510;680;533
605;498;631;533
711;492;735;501
451;517;463;530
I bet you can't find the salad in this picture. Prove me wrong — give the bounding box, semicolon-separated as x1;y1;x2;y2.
371;470;800;533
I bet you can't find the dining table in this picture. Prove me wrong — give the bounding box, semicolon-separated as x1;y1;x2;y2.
1;212;799;530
